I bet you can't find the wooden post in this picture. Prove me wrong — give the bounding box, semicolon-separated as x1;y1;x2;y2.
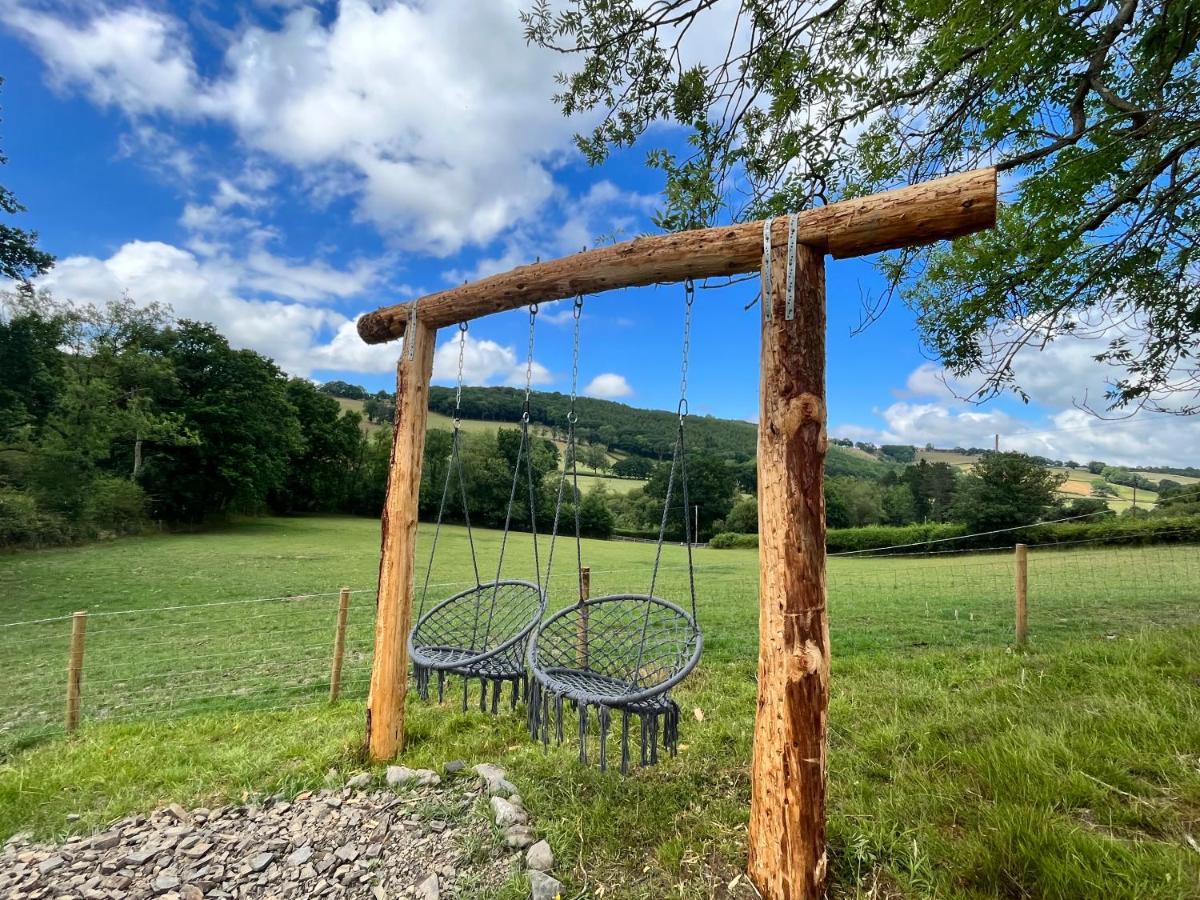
1015;543;1029;646
577;566;591;668
366;317;436;761
65;610;87;734
747;239;828;900
329;587;351;702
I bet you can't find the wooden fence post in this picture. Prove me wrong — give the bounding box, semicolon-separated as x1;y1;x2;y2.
577;566;591;668
1015;543;1029;646
747;236;828;900
367;316;436;761
65;610;87;733
330;587;351;702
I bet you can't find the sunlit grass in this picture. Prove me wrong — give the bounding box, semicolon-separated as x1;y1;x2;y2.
2;517;1199;897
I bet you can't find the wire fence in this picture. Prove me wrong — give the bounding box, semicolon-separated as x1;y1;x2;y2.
2;529;1197;755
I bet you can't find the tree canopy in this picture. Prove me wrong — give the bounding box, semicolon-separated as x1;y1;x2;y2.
1;78;53;283
524;1;1200;413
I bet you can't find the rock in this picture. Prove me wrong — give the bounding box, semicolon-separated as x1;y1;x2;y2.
333;843;359;863
38;856;66;875
126;848;159;866
285;845;312;867
345;773;372;790
181;885;204;900
525;840;554;872
504;825;535;850
152;872;181;892
428;820;448;834
473;763;517;798
164;804;192;823
247;852;273;873
529;869;563;900
489;797;527;828
415;873;440;900
385;766;440;789
443;760;466;775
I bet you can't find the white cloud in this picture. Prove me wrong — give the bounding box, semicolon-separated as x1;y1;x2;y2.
584;373;633;399
432;333;552;388
3;0;579;254
836;339;1200;468
36;239;399;377
1;5;199;114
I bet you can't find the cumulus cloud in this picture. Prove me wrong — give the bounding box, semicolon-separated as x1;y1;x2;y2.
584;373;633;399
432;333;552;388
836;339;1200;468
2;0;579;253
36;239;400;376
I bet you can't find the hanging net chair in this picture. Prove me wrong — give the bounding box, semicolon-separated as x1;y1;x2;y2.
409;312;548;713
528;288;703;773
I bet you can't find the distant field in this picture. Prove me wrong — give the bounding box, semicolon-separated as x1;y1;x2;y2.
1;518;1198;897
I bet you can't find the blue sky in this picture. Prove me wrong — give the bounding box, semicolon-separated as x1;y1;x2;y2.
1;0;1196;467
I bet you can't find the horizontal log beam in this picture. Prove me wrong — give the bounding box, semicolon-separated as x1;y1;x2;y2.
358;167;996;345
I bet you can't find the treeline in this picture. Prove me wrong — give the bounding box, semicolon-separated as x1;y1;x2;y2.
0;294;372;546
427;386;758;461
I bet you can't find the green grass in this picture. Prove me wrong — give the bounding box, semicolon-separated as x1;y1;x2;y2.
2;518;1199;897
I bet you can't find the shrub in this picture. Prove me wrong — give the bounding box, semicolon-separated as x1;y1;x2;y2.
708;532;759;549
0;486;70;548
81;476;149;538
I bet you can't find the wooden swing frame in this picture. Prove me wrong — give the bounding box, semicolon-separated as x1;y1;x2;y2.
358;167;997;900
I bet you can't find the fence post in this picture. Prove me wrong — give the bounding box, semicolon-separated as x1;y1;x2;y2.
330;587;351;702
1015;543;1029;646
65;610;87;733
577;566;590;668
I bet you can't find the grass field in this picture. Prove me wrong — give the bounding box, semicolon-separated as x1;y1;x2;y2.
1;518;1199;897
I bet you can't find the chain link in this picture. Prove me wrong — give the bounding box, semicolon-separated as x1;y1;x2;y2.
523;304;538;421
678;279;694;419
568;296;583;423
453;322;467;426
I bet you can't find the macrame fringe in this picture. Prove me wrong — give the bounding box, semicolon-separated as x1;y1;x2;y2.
413;663;526;714
527;679;680;775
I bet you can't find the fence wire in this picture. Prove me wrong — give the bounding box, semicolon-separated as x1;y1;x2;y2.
2;533;1198;754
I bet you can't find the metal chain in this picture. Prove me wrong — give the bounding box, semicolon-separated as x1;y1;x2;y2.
568;296;583;422
522;304;538;421
678;278;694;419
454;322;467;423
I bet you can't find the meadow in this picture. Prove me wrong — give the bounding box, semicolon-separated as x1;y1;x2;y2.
1;516;1198;898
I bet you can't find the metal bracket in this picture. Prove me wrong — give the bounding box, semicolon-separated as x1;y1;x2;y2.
785;213;799;321
406;304;418;360
761;218;772;322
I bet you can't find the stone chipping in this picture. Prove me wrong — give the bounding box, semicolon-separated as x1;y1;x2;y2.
1;763;558;899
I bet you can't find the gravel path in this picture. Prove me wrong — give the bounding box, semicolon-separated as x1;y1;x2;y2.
1;763;558;899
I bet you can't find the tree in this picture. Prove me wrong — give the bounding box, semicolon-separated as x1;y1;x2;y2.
1;80;54;283
524;1;1200;412
584;443;610;473
274;379;364;513
951;452;1065;531
903;461;959;521
724;496;758;534
824;477;885;528
879;444;916;463
612;456;654;479
882;483;919;525
138;321;301;521
644;451;737;538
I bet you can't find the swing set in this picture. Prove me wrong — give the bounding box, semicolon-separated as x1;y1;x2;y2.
359;167;997;900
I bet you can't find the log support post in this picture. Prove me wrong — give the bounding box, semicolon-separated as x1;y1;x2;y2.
65;610;87;734
367;317;436;761
1015;543;1029;647
330;586;351;702
748;238;829;899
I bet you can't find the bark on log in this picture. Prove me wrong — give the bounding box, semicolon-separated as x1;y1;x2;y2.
358;168;995;344
366;318;436;761
748;242;829;899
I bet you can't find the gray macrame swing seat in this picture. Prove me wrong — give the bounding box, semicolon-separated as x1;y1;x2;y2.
527;287;703;773
409;316;548;712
